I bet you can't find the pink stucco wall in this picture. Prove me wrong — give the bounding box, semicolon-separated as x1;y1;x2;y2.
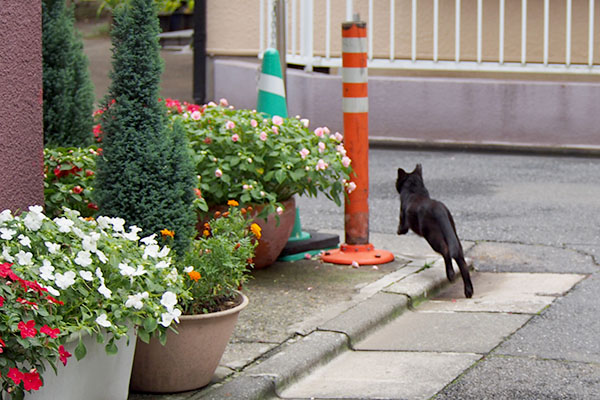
0;1;44;212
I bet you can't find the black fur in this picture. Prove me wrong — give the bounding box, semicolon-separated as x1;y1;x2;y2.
396;164;473;298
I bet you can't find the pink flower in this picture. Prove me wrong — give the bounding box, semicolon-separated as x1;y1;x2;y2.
272;115;284;126
259;131;268;141
276;206;283;215
272;126;279;134
191;110;202;120
334;132;344;142
243;184;251;190
231;133;240;142
314;127;324;137
219;98;229;106
336;144;347;156
0;295;4;307
300;118;310;128
315;159;328;171
304;253;312;260
251;119;258;128
318;142;326;153
347;181;357;193
323;127;331;135
299;148;310;160
351;261;360;268
215;168;223;178
225;120;235;129
342;156;351;168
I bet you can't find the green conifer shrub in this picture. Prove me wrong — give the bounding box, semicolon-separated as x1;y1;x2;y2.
94;0;196;256
42;0;95;147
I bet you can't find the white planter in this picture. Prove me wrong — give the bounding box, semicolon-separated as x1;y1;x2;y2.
27;330;136;400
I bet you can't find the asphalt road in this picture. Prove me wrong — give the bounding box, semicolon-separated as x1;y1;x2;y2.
297;148;600;399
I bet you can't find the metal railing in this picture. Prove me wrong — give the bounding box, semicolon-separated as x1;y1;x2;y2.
259;0;600;74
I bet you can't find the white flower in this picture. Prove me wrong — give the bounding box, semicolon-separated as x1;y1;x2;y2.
24;206;45;231
45;241;61;254
159;308;182;327
96;250;108;264
155;260;170;269
79;270;93;281
98;284;112;299
125;292;149;310
140;234;157;246
122;226;142;241
119;262;146;277
0;210;13;224
74;251;93;267
160;291;178;311
96;216;111;230
110;217;126;232
0;228;16;240
55;271;76;289
54;217;74;233
15;250;33;266
95;313;112;328
39;260;55;281
183;266;194;273
165;268;179;284
158;246;170;258
63;208;80;219
81;233;100;253
143;244;159;260
43;285;60;297
19;235;31;247
2;246;14;262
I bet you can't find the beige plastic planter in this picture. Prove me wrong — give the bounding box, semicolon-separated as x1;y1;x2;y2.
129;292;249;393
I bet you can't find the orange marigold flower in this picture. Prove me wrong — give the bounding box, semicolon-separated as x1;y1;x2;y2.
214;211;221;218
241;208;247;215
194;188;202;198
188;271;201;281
227;200;239;207
250;223;262;239
222;211;230;218
203;229;210;237
160;229;175;238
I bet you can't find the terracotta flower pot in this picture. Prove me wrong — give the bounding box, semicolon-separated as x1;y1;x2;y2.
198;196;296;269
129;292;249;393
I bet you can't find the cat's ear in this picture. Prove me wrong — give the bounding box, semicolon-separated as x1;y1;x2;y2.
413;164;423;176
397;168;408;180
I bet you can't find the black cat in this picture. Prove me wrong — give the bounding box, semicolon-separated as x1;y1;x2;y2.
396;164;473;298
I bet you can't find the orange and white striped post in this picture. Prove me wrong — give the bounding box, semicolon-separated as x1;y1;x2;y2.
321;19;394;266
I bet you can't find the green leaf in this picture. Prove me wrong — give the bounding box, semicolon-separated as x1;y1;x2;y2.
96;332;105;344
75;338;87;361
105;341;118;355
137;329;150;344
143;317;158;334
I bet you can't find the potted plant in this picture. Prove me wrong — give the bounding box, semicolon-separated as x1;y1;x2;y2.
130;201;259;393
0;206;189;400
163;98;355;267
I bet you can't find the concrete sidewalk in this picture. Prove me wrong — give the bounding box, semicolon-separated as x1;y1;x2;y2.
128;230;585;400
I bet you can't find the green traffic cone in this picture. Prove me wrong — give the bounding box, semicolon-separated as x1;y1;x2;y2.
288;208;311;242
257;48;288;118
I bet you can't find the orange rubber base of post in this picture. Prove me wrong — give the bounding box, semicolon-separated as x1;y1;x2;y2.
320;243;395;266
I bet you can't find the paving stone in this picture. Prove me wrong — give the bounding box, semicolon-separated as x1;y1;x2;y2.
280;350;480;400
384;261;448;299
355;310;530;353
419;271;586;314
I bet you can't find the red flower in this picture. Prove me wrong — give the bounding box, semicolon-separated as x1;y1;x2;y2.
0;295;4;307
18;320;37;338
0;262;13;278
72;186;83;194
204;137;212;144
58;345;72;366
7;368;24;385
0;337;5;353
87;203;99;211
85;169;95;177
22;370;42;391
16;297;39;310
40;325;60;339
46;295;64;306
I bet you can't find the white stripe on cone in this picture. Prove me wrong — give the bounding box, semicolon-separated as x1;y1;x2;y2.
342;97;369;113
342;37;368;53
342;68;368;83
258;73;286;97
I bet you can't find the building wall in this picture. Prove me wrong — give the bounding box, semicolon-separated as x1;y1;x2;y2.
0;1;44;212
